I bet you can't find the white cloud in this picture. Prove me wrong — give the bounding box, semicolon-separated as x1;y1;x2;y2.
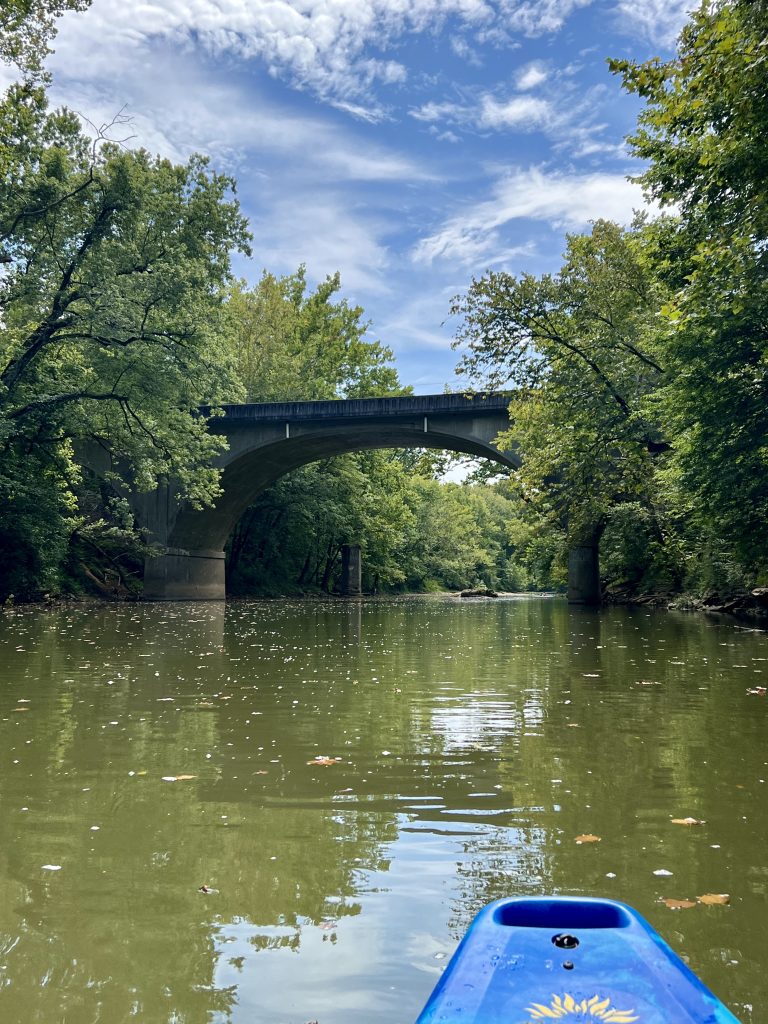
251;192;394;295
48;50;431;184
410;92;553;132
49;0;497;112
49;0;594;116
516;61;548;90
613;0;693;47
412;166;650;266
477;94;552;130
410;78;610;146
498;0;593;36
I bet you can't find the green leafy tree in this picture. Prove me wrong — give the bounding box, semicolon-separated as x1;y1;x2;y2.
1;0;89;77
610;0;768;579
452;220;669;553
226;268;405;402
0;87;250;598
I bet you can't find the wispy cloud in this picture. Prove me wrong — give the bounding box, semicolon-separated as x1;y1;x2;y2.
613;0;693;47
50;0;599;116
409;75;611;155
495;0;593;37
49;52;432;184
252;193;393;295
516;61;548;90
410;92;554;132
412;166;649;266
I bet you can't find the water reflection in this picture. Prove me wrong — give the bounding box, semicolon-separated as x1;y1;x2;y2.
0;598;765;1022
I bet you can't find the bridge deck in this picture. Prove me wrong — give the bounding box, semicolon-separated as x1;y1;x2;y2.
216;392;511;422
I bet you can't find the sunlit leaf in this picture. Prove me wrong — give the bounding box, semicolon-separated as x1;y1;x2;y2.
660;898;696;909
698;893;730;905
671;817;705;826
575;834;601;844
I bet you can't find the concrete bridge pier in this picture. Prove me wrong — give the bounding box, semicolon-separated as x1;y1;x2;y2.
143;547;226;601
566;541;601;605
339;544;362;597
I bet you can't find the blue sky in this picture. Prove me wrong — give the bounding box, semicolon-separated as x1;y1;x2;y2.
40;0;692;392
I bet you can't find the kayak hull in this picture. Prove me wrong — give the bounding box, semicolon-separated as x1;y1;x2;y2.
416;896;740;1023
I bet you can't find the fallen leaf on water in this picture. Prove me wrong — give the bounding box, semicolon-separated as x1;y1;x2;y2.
13;707;29;712
255;770;268;775
567;723;580;728
637;680;661;686
41;864;61;871
661;898;696;910
671;817;706;826
698;893;730;906
654;869;674;876
198;885;219;894
307;756;342;767
162;774;197;782
575;834;601;844
582;673;600;678
746;687;766;696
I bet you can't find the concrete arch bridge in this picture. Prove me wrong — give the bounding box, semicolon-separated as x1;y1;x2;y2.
118;393;598;603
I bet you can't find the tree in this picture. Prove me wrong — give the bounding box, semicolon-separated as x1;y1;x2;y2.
1;0;89;77
0;88;250;598
226;268;404;403
452;220;669;552
610;0;768;578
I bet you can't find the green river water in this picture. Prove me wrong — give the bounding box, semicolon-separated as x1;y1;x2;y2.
0;596;766;1023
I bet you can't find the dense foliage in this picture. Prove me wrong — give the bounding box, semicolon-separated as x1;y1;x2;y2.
1;5;250;599
453;0;768;599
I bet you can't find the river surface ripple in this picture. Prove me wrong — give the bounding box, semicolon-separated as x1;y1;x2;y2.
0;596;766;1023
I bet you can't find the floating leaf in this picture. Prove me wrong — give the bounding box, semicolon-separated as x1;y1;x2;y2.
575;834;601;844
174;774;197;781
661;898;696;909
307;756;342;767
41;864;61;871
637;680;661;686
746;687;766;696
671;817;706;826
198;885;219;894
698;893;730;905
653;869;674;876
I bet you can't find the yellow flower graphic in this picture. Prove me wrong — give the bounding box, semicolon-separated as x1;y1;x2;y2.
525;993;639;1022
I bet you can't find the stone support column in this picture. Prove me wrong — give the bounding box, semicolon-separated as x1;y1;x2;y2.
339;544;362;597
143;547;226;601
567;543;601;605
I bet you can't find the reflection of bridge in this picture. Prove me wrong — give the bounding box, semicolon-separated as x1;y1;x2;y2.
117;392;596;603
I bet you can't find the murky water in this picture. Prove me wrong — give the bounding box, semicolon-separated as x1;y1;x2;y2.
0;596;766;1023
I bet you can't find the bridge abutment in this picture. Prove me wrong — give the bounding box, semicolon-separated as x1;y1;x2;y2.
143;547;226;601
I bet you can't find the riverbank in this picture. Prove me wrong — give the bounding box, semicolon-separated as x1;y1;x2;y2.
605;584;768;620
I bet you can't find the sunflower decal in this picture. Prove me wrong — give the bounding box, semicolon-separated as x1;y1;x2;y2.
525;993;639;1022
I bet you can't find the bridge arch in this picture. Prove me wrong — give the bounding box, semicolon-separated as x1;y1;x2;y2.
136;393;518;600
